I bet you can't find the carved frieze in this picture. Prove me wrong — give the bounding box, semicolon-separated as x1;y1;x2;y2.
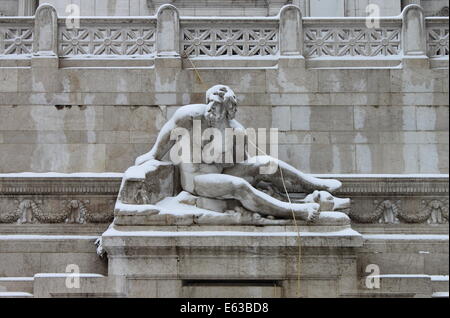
84;199;115;223
349;197;449;224
0;175;448;225
349;199;400;224
0;176;118;224
0;197;114;224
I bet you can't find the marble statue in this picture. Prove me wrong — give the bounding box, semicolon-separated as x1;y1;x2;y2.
115;85;350;225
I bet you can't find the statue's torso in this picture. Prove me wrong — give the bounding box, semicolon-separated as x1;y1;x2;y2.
177;114;236;194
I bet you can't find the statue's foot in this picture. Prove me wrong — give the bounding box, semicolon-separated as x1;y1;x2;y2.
306;204;320;222
291;202;320;222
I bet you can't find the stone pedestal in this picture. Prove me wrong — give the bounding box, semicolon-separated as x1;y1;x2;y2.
102;223;363;298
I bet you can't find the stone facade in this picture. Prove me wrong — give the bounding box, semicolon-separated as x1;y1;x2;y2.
0;5;448;174
0;3;448;298
1;175;447;228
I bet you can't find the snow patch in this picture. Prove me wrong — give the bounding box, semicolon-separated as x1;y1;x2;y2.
374;274;430;278
0;277;34;281
363;234;449;241
313;173;449;178
103;227;360;237
430;275;449;282
0;172;123;178
124;159;172;180
0;292;32;297
0;235;98;240
34;273;104;278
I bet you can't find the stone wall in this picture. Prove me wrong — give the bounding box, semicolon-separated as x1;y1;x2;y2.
6;1;448;17
38;0;286;17
0;4;448;174
419;0;449;16
36;0;406;17
0;0;18;16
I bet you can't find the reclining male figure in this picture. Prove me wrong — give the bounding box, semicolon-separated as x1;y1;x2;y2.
136;85;342;222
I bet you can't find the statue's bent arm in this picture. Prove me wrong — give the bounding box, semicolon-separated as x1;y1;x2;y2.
135;118;178;164
135;111;198;165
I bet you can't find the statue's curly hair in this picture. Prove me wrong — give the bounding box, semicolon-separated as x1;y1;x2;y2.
205;85;237;125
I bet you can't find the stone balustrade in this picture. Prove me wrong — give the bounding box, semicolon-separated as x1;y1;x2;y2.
58;18;157;57
426;17;450;58
0;4;448;66
0;17;34;55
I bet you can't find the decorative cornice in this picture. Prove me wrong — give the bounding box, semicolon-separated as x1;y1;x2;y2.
0;175;448;225
0;178;121;195
1;175;448;196
335;177;449;196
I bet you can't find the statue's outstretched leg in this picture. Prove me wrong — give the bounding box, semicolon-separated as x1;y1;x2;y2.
223;155;341;193
193;174;320;222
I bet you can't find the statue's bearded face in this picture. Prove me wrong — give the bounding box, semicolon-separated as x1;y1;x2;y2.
205;85;237;126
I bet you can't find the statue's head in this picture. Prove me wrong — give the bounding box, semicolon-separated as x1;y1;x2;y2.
205;85;237;126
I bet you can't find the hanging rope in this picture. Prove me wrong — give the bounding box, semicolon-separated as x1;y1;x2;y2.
182;53;207;90
182;54;302;297
246;139;302;298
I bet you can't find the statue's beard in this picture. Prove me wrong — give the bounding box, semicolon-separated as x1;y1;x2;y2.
205;110;226;128
205;101;236;128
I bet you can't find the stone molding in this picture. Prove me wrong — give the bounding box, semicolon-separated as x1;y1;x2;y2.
0;175;447;225
0;177;121;195
333;175;449;225
335;176;449;195
0;177;117;224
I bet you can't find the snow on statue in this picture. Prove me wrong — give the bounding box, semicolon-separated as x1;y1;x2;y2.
115;85;350;225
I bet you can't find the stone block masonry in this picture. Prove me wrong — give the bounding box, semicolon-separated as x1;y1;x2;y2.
0;4;448;174
0;4;448;299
